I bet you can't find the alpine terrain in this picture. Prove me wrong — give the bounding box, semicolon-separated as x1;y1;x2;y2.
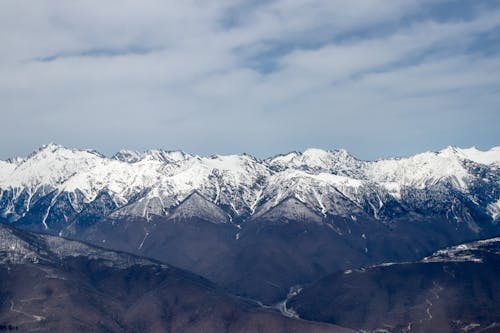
288;237;500;333
0;143;499;332
0;221;352;332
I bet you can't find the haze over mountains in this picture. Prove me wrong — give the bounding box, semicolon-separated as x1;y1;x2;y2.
0;144;499;332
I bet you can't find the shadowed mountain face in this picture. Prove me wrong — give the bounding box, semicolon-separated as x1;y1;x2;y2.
73;210;500;304
0;144;499;304
0;223;353;333
287;238;500;333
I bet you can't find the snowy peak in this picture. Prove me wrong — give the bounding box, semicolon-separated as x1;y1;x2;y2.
0;144;104;188
438;146;500;166
363;146;499;191
366;150;471;189
266;148;362;175
30;143;104;160
253;196;323;223
0;144;499;231
141;150;191;163
167;191;230;224
112;150;144;163
112;149;191;163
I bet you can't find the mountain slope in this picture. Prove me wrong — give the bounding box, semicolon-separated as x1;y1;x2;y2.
287;237;500;333
0;144;498;234
1;144;499;304
0;222;352;333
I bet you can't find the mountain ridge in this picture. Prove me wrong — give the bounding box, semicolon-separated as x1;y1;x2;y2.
1;143;498;234
1;143;499;305
287;236;500;333
0;221;353;333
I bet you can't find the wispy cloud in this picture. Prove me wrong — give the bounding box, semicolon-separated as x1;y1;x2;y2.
0;0;499;159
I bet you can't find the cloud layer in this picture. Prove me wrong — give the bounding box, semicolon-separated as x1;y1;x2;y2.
1;0;499;159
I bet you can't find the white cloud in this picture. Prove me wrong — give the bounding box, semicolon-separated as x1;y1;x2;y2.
0;0;499;159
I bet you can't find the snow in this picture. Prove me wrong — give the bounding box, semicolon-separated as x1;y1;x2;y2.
0;223;165;268
167;192;230;223
422;237;500;263
252;197;323;223
0;144;103;189
439;146;500;166
0;160;18;180
275;285;303;319
138;232;149;249
0;144;498;226
487;199;500;221
380;181;402;200
365;150;471;190
0;226;40;264
266;148;363;175
254;169;365;218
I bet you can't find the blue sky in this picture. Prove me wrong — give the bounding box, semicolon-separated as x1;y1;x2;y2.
0;0;499;160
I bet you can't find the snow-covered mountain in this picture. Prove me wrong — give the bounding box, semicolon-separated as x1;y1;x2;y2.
0;143;498;234
1;143;499;306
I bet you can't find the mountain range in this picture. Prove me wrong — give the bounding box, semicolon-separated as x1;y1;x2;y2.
0;143;499;330
1;144;498;230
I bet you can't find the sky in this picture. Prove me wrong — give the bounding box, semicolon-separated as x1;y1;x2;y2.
0;0;499;160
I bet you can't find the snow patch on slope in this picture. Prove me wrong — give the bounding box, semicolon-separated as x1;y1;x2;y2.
253;197;323;223
44;235;161;268
487;199;500;221
0;226;39;264
0;223;164;268
422;237;500;263
167;191;230;224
